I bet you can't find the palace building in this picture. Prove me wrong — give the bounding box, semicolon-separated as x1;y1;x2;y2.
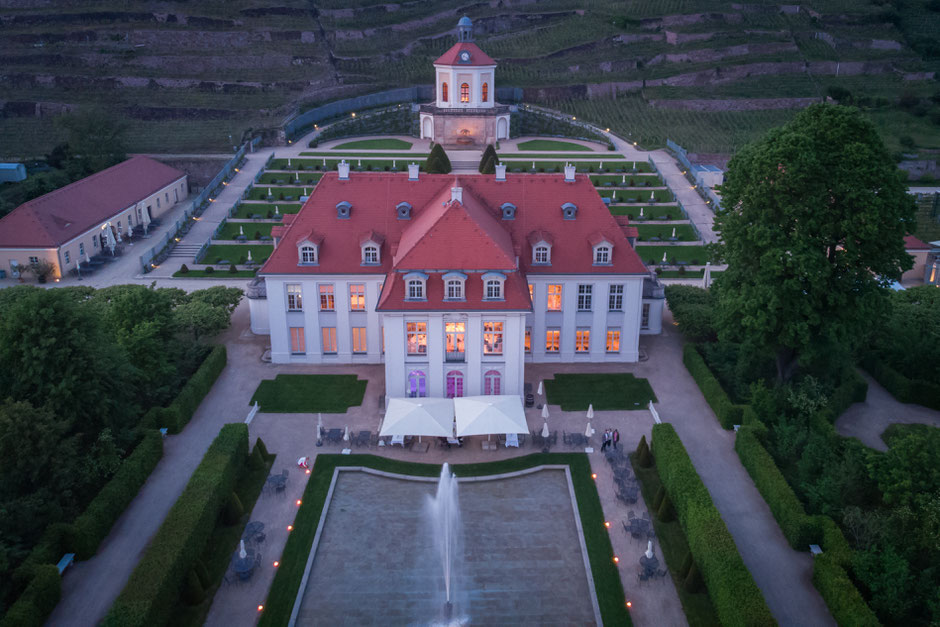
250;162;664;401
418;17;511;148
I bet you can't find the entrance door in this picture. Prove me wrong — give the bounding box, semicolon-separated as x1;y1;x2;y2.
446;371;464;398
408;370;427;398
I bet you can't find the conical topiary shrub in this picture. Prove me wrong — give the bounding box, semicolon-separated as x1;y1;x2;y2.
657;494;675;522
426;143;452;174
480;154;496;175
652;485;666;510
479;144;497;172
685;563;703;593
182;570;205;605
636;435;652;467
223;492;244;525
679;551;693;579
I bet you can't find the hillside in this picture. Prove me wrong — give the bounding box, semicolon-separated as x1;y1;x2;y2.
0;0;938;157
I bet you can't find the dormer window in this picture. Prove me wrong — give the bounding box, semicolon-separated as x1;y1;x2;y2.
534;244;551;265
404;272;428;301
363;245;379;265
594;245;611;265
561;202;578;220
500;202;516;220
443;271;466;301
336;201;351;219
482;272;505;301
397;201;412;220
299;244;317;265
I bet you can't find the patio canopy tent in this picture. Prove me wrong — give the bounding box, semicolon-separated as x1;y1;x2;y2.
454;395;528;437
380;397;455;440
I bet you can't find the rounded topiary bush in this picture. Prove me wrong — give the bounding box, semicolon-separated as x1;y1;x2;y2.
254;230;261;240
204;266;214;274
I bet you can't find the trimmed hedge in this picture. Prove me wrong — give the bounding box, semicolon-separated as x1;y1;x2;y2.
142;345;227;433
102;423;249;627
71;430;164;559
823;368;869;421
812;555;880;627
682;343;744;429
0;565;61;627
651;423;775;626
735;426;816;549
862;354;940;410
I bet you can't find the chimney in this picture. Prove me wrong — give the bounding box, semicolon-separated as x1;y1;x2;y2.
338;160;350;180
564;163;576;182
408;162;419;181
451;186;463;204
495;162;506;181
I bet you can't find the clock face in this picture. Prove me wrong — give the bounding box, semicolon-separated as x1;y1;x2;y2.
460;51;470;61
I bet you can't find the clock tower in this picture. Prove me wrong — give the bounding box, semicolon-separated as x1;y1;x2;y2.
419;17;511;148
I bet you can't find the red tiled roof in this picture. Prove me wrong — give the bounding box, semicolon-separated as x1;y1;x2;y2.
904;234;930;250
377;270;531;312
0;156;185;248
434;42;496;67
261;172;648;308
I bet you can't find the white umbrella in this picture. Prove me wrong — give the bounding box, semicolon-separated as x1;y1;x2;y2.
275;205;280;215
239;225;244;236
380;398;455;442
600;161;603;169
116;227;122;243
288;158;291;167
247;249;253;262
639;207;644;218
541;421;550;438
455;395;528;437
343;425;350;442
541;404;549;419
103;224;116;254
268;187;272;196
393;159;396;168
613;190;616;200
585;421;593;438
622;174;626;183
303;187;307;196
650;191;655;201
646;540;654;559
126;222;133;238
239;540;247;559
85;251;91;264
532;161;535;170
322;158;326;166
358;159;361;167
537;380;543;396
317;413;323;439
662;252;667;263
587;404;594;419
671;227;677;238
703;261;712;289
140;203;151;233
296;171;299;181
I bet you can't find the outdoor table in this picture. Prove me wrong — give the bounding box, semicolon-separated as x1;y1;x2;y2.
327;428;342;443
243;521;265;541
639;554;659;575
267;474;287;491
505;433;519;448
391;434;405;447
447;437;461;447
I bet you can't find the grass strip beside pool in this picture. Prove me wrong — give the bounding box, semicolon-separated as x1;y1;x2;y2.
250;374;367;413
517;139;595;151
546;373;657;410
331;138;413;150
258;454;631;627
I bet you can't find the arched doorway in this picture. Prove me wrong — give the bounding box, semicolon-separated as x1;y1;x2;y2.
408;370;427;398
497;117;508;140
446;370;464;398
422;117;433;139
483;370;501;395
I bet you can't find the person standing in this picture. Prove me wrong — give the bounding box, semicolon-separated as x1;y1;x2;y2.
613;428;620;450
601;428;611;451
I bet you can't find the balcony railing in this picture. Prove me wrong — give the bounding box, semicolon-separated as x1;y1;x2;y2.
419;103;511;116
446;351;465;362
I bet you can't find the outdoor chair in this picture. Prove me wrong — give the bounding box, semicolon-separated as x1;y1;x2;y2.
550;431;558;446
517;433;526;447
637;571;650;584
357;431;370;447
656;569;668;579
562;431;571;446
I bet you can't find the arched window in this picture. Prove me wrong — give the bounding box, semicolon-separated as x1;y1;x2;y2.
594;245;611;264
441;82;448;102
482;82;489;103
485;279;502;300
446;371;464;398
460;83;470;103
300;245;317;264
408;370;427;398
484;370;501;395
534;245;550;264
363;245;379;264
407;279;424;300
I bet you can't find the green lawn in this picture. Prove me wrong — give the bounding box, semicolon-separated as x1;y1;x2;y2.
268;157;425;171
173;269;258;278
635;224;698;242
301;152;429;158
632;454;721;627
201;244;273;265
257;172;322;185
500;159;647;173
257;454;630;627
610;205;685;220
250;374;367;413
657;270;705;279
546;373;657;410
168;443;274;627
517;139;594;151
598;188;674;203
635;245;710;266
216;222;273;240
331;138;413;150
232;202;301;219
247;186;312;201
591;174;664;187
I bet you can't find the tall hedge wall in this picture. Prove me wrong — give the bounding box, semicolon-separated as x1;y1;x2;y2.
102;423;248;627
862;354;940;410
71;430;164;559
142;345;227;433
812;555;880;627
0;564;60;627
682;343;746;429
735;426;816;549
651;423;776;626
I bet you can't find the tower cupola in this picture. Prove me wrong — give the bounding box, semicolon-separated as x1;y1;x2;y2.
457;16;473;42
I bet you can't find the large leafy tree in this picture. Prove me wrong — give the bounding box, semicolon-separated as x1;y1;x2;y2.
713;104;916;382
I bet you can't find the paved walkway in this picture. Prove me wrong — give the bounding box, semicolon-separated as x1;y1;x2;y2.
835;372;940;451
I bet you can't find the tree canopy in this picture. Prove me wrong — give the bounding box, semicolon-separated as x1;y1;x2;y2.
712;104;916;382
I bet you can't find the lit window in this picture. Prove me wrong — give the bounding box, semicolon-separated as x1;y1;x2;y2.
460;83;470;103
577;284;593;311
352;327;367;353
528;284;534;301
442;82;448;102
300;245;317;264
407;279;425;300
484;370;501;395
534;245;550;264
547;284;562;311
609;285;624;311
286;284;303;311
319;284;334;311
289;327;305;354
483;321;503;355
482;82;489;102
525;328;531;353
485;279;502;300
349;284;365;311
642;303;651;330
607;329;621;353
407;322;427;355
363;245;379;264
576;328;590;353
545;329;560;352
321;327;337;354
446;279;464;300
446;322;465;361
595;246;611;264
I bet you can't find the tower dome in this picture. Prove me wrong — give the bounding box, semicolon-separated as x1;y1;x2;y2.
457;16;473;42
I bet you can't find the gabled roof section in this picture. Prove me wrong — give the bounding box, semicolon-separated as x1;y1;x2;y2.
588;231;613;246
359;230;385;247
0;156;185;248
527;230;554;246
434;42;496;67
297;230;323;246
393;184;516;271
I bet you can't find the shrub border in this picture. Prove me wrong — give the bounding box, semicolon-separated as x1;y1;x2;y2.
142;345;227;433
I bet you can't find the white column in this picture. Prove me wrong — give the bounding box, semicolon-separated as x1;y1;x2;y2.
591;281;607;361
335;282;351;359
466;314;482;393
427;314;445;397
623;279;643;362
560;282;578;360
504;314;525;396
268;279;290;363
384;315;406;397
366;282;382;359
